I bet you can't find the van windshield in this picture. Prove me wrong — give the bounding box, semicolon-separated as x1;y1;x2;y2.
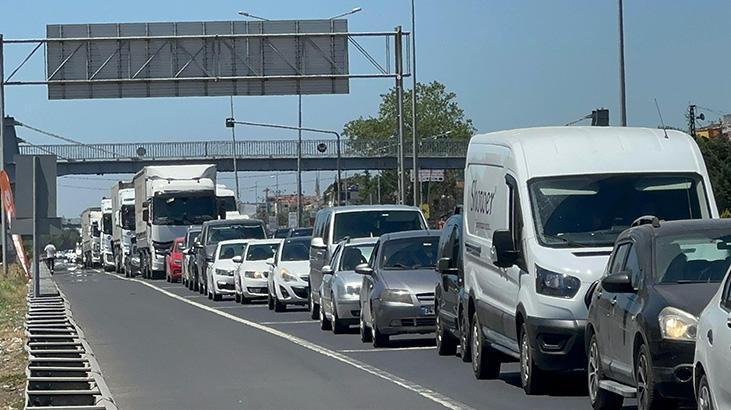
529;174;708;248
333;210;425;243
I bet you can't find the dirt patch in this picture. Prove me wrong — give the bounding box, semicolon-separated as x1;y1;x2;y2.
0;265;28;409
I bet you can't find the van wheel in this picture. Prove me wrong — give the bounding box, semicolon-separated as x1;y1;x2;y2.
471;311;500;379
588;334;623;409
436;312;457;356
459;310;472;362
520;322;546;395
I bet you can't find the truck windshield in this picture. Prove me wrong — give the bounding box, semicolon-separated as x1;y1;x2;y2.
529;174;709;248
121;205;135;230
152;194;216;225
217;196;237;213
102;214;112;235
207;224;265;245
333;210;425;243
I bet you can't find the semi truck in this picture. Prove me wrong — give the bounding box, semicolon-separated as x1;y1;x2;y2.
100;198;115;271
216;184;237;215
80;207;102;268
134;164;218;279
111;181;135;275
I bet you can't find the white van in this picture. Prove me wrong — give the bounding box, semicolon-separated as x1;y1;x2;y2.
462;126;717;393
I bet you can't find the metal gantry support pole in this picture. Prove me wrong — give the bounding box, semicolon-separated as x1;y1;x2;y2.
394;26;406;205
297;94;302;226
0;35;7;275
410;0;419;207
229;96;241;203
32;157;40;296
618;0;627;126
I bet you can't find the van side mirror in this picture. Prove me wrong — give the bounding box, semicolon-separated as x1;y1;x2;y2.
437;257;457;274
265;257;275;266
311;237;327;249
322;265;334;276
232;255;242;264
492;230;518;268
142;209;149;222
601;272;635;293
355;263;373;276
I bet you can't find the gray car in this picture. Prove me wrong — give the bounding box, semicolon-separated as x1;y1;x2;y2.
319;237;377;334
358;230;441;347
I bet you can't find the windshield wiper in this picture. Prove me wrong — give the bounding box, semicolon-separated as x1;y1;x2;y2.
541;234;590;248
385;263;411;270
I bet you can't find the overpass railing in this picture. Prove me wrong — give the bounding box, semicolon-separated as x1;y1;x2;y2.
18;138;469;161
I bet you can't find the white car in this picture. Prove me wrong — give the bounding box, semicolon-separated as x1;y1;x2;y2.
694;270;731;410
267;236;311;312
207;239;248;301
319;237;377;334
234;239;281;304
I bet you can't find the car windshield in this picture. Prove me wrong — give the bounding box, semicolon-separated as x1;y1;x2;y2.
218;243;245;260
340;244;375;271
153;194;217;225
121;205;135;230
333;210;425;243
655;231;731;284
280;240;310;261
381;237;439;270
246;244;278;261
207;224;265;245
529;174;708;248
290;228;313;237
102;214;112;235
186;231;201;247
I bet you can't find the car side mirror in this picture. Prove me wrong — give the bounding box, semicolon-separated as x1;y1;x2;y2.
355;263;373;276
265;257;275;266
437;257;457;274
322;265;334;276
492;230;519;268
601;272;635;293
726;311;731;329
311;237;327;249
232;255;242;264
142;209;149;222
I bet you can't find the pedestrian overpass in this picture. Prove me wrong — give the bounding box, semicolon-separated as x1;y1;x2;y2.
18;138;468;175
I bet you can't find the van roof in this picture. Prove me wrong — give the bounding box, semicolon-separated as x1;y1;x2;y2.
469;126;703;178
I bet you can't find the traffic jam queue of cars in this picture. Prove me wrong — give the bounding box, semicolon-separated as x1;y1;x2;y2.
88;127;731;410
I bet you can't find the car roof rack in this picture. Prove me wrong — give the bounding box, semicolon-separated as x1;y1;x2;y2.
631;215;661;228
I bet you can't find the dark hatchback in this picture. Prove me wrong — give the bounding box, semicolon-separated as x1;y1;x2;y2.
586;217;731;410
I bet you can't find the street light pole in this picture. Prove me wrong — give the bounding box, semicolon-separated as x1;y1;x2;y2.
410;0;419;207
618;0;627;126
226;119;342;208
297;94;302;227
229;96;240;203
394;26;406;205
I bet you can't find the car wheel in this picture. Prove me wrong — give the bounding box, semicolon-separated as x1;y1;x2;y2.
697;374;714;410
213;291;222;302
331;298;347;335
309;291;320;320
436;311;457;356
360;313;372;343
241;294;250;305
588;333;623;410
319;300;332;331
235;293;241;303
371;311;389;348
471;311;501;380
520;322;546;394
459;310;472;362
208;289;213;300
267;293;274;310
274;296;286;312
636;343;669;410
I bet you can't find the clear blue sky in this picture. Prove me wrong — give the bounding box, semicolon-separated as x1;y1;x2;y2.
2;0;729;217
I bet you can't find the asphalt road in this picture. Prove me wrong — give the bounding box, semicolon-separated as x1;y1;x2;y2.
54;265;640;410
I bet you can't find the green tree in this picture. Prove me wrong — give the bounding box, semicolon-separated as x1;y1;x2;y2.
695;135;731;214
47;228;81;251
342;81;475;220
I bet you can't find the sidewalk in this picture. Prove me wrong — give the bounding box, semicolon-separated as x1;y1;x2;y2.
33;261;60;297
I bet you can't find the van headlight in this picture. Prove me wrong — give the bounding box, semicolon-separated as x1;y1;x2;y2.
535;266;581;298
381;289;413;304
245;270;265;279
658;307;697;341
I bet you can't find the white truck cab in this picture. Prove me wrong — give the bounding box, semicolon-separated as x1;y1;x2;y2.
462;126;717;392
100;198;115;271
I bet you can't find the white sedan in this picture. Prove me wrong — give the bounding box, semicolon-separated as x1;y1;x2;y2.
267;236;311;312
234;239;281;304
694;270;731;410
207;239;247;301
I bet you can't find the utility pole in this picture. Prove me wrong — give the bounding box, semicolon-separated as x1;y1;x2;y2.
618;0;628;126
0;35;7;275
394;26;406;205
410;0;419;207
297;94;302;227
229;96;240;203
688;104;697;137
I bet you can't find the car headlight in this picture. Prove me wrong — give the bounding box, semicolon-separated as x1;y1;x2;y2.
215;268;235;277
535;265;581;298
244;270;265;279
280;269;298;282
381;289;413;304
658;307;697;341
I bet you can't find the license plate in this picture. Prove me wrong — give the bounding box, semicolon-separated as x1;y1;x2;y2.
421;305;435;316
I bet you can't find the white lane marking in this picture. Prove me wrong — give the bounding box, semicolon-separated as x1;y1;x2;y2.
217;305;267;309
260;320;317;325
96;271;473;410
340;346;436;353
183;295;208;299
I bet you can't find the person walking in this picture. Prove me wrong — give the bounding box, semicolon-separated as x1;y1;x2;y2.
44;243;57;275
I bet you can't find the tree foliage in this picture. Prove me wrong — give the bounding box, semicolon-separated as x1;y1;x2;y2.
696;136;731;214
342;81;475;218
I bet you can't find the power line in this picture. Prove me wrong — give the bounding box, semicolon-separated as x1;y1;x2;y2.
14;119;121;158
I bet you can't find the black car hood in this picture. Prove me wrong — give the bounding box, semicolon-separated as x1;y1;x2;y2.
653;283;721;317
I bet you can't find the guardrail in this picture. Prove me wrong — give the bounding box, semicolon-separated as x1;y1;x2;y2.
18;138;469;162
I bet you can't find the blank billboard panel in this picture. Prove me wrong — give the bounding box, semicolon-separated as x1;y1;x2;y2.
46;20;349;99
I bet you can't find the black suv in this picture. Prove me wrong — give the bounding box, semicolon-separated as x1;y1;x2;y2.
586;217;731;410
434;212;472;360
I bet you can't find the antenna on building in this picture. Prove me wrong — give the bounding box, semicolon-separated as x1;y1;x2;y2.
654;99;669;139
